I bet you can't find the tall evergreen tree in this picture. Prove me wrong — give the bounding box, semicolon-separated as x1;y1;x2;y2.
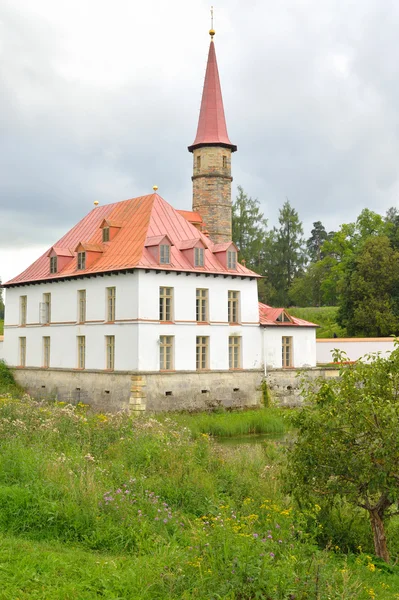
0;278;3;321
265;200;306;306
306;221;328;262
232;186;268;271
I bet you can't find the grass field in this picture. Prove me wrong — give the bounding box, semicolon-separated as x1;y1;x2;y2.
0;366;398;598
0;319;3;335
289;306;347;338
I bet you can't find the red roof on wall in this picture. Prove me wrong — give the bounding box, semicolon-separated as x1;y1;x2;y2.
4;193;259;286
259;303;318;327
188;40;236;152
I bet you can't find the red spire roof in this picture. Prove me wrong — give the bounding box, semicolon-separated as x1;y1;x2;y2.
188;40;236;152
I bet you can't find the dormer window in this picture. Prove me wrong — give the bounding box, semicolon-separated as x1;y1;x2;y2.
227;250;237;270
77;251;86;270
50;256;57;274
194;247;204;267
160;244;170;265
102;227;110;242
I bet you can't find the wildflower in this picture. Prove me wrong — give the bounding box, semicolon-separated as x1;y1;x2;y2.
269;552;275;558
253;533;259;539
84;453;95;462
367;563;376;572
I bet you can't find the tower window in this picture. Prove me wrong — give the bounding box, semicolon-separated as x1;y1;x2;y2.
197;155;201;169
223;155;227;168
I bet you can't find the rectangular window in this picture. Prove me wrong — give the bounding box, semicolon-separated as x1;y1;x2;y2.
20;295;27;326
197;155;201;169
160;244;170;265
222;155;227;168
77;251;86;270
78;290;86;323
228;290;240;324
194;247;204;267
50;256;57;274
42;293;51;324
106;287;116;322
102;227;110;242
19;337;26;367
106;335;115;370
196;288;208;322
43;336;50;368
282;336;293;368
77;336;86;369
227;250;237;270
229;336;241;369
159;287;173;321
196;336;209;370
160;335;174;370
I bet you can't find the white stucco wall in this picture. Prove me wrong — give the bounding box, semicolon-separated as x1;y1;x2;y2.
316;338;395;363
0;337;3;361
263;326;317;369
3;270;262;372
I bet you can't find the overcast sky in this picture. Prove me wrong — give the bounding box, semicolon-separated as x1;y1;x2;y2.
1;0;399;283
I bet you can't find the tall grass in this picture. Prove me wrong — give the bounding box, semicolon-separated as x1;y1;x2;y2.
0;386;398;597
0;319;3;335
165;407;288;437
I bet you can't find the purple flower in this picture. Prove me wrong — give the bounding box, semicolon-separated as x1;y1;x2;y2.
267;534;273;539
275;524;280;529
163;518;168;523
269;552;275;558
253;533;259;538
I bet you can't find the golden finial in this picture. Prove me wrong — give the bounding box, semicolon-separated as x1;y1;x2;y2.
209;6;215;38
153;185;158;191
93;200;99;206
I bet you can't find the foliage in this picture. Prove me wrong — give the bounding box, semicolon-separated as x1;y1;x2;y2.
0;320;3;335
337;236;399;336
232;186;268;272
286;346;399;562
265;200;307;306
288;306;346;338
0;361;21;395
0;396;398;597
307;221;329;262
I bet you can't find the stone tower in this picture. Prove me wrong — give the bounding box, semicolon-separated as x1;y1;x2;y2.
188;31;237;244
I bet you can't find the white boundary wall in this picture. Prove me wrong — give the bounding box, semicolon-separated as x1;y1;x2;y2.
317;338;395;363
0;336;3;361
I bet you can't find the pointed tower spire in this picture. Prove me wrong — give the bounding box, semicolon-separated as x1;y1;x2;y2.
188;22;237;244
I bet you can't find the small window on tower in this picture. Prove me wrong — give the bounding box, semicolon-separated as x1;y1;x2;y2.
197;155;201;169
223;155;227;168
102;227;110;242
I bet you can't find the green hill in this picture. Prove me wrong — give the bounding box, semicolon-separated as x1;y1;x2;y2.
288;306;346;338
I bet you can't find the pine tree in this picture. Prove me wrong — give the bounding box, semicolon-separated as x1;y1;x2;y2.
232;186;268;272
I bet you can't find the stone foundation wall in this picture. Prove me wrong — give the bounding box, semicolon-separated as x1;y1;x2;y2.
12;367;339;412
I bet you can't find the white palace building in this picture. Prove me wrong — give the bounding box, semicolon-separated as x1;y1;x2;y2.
2;29;317;412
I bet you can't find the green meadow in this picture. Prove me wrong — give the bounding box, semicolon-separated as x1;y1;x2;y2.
0;365;398;598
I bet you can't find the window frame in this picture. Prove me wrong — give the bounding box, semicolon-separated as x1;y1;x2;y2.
78;289;86;323
222;155;227;168
50;255;57;274
19;337;26;367
159;335;174;371
227;250;237;270
77;336;86;369
196;336;209;370
42;293;51;324
282;336;293;368
194;247;205;267
43;336;50;368
106;335;115;370
229;336;241;369
228;290;240;324
160;244;171;265
159;287;173;322
77;251;86;270
106;287;116;322
20;295;27;326
102;227;110;243
196;288;209;323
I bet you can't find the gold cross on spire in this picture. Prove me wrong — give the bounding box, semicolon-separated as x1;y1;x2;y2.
209;6;215;38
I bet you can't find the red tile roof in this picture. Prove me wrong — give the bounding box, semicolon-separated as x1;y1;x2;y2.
188;40;236;152
259;303;318;327
5;193;259;286
177;210;203;224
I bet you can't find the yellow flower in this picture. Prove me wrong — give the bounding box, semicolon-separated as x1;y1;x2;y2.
367;563;376;572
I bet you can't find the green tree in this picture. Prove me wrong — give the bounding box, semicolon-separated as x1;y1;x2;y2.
265;200;306;306
0;278;3;321
287;347;399;562
307;221;328;262
232;186;268;272
337;236;399;336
